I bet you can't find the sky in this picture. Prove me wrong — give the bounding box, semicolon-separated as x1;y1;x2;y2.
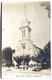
2;2;50;50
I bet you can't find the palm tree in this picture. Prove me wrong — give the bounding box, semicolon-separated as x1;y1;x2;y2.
13;56;23;68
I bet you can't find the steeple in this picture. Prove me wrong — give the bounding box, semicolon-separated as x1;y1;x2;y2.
21;5;30;27
19;5;32;40
24;5;28;22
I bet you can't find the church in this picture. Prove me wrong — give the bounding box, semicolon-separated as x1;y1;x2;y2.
14;6;41;57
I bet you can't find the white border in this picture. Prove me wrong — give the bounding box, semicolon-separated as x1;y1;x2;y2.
0;0;51;2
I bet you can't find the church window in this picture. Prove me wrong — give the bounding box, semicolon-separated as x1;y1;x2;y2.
24;30;25;37
22;30;25;37
22;30;23;37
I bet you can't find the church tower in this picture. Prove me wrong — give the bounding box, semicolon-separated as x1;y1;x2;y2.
16;5;33;56
19;5;32;41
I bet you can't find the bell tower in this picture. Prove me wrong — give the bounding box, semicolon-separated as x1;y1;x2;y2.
17;5;32;56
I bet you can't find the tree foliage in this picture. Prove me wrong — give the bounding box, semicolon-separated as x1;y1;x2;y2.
2;47;15;66
23;55;30;65
32;41;51;69
13;56;23;68
42;41;51;68
2;47;12;60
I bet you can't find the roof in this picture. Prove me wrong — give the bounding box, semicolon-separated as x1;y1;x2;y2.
19;26;32;31
33;44;42;50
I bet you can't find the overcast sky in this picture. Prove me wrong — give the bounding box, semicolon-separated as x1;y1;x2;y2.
2;2;50;50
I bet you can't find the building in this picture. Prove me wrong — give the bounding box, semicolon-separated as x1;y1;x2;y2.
14;6;41;58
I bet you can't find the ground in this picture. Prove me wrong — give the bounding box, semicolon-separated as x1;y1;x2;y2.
2;66;51;78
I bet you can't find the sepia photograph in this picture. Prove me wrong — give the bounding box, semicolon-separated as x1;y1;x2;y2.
2;2;51;78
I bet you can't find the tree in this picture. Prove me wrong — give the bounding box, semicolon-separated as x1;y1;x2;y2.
30;41;51;69
32;49;43;69
13;56;23;68
33;41;51;69
24;55;30;66
2;47;15;66
37;41;51;69
43;41;51;68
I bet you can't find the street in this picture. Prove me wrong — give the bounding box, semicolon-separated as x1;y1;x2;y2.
2;67;51;78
